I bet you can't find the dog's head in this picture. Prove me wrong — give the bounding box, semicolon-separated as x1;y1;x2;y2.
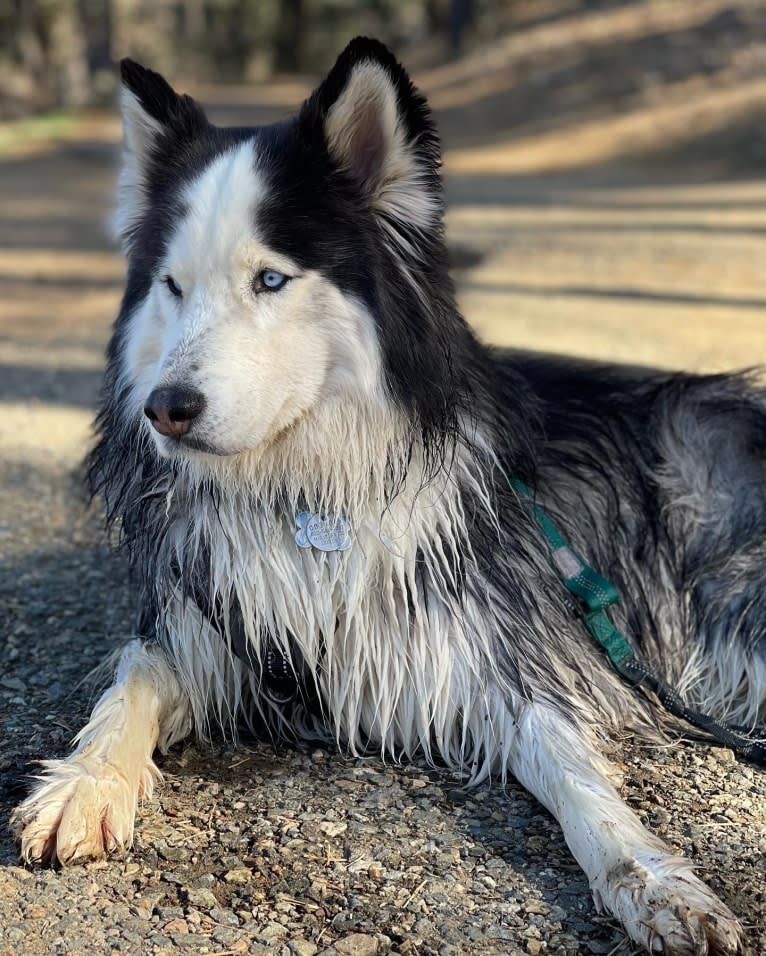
113;38;452;461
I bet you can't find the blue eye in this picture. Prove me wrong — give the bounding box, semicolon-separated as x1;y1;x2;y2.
256;270;289;293
164;275;183;298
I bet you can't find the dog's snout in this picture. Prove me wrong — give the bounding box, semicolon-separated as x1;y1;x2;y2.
144;386;206;438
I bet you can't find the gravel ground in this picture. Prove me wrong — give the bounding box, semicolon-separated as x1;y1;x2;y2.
2;2;766;953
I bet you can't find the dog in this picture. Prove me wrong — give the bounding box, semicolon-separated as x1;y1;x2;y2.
12;37;766;956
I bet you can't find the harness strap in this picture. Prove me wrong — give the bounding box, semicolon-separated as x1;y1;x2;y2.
226;600;299;706
511;479;766;764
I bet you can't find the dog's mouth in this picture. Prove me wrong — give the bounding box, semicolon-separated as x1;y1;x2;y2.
155;431;240;459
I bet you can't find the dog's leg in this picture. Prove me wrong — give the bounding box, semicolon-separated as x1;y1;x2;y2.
11;639;191;865
509;704;744;956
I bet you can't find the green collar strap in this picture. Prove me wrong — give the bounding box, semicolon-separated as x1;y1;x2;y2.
510;479;633;669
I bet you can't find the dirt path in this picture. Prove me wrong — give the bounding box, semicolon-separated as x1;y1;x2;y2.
2;3;766;954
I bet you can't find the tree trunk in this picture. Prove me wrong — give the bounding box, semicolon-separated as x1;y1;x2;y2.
273;0;305;74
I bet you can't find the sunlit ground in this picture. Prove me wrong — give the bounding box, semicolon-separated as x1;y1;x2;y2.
450;180;766;369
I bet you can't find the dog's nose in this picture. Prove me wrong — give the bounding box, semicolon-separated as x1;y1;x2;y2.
144;386;206;438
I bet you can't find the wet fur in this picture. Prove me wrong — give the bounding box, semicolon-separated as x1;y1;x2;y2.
12;37;765;956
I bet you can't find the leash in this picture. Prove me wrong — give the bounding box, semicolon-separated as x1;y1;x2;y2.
511;479;766;764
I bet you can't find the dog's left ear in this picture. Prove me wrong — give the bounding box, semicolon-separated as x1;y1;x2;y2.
113;59;208;250
300;37;441;230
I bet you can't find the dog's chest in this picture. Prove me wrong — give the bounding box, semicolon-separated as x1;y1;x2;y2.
180;490;481;747
189;503;390;663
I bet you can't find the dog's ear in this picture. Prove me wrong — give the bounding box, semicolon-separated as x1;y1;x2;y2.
300;37;441;233
114;59;208;249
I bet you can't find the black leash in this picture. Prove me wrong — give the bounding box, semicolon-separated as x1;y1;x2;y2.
619;657;766;762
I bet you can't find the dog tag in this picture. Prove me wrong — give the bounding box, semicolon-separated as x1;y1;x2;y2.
295;512;353;552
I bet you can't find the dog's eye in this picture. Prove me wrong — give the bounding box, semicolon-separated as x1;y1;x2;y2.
164;275;183;298
254;270;290;293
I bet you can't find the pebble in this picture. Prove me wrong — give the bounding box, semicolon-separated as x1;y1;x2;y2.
318;820;348;837
332;934;379;956
259;921;288;941
289;939;319;956
186;888;219;910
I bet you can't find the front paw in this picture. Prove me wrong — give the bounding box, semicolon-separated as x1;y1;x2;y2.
594;854;745;955
11;757;156;865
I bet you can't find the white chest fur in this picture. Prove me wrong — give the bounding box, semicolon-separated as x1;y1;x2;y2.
159;440;513;782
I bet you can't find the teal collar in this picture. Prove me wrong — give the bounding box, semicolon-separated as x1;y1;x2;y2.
511;479;632;670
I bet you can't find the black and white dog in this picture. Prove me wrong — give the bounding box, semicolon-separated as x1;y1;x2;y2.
13;38;765;955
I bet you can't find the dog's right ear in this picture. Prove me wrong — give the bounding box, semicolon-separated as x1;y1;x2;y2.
114;60;207;250
299;38;442;244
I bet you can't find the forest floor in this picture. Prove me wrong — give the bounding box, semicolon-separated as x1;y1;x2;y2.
1;1;765;954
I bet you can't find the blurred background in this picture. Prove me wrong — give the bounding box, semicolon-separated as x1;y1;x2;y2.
2;1;766;554
4;0;766;542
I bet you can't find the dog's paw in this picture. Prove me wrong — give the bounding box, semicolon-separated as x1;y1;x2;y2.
11;757;158;865
633;886;745;956
594;855;745;955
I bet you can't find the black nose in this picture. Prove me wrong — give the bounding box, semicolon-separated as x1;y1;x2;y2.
144;386;206;438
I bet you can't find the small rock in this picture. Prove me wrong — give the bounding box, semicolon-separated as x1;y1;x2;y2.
211;907;241;927
319;820;348;837
524;900;549;915
0;677;26;692
527;941;543;955
219;855;245;869
186;888;218;910
333;933;379;956
259;921;288;942
191;873;216;888
223;867;252;884
170;933;202;948
289;939;319;956
159;845;190;862
213;927;242;946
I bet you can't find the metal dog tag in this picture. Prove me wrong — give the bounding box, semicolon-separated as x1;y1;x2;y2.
295;512;353;552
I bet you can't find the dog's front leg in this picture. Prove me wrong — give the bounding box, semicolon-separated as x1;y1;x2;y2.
12;639;191;865
509;704;744;956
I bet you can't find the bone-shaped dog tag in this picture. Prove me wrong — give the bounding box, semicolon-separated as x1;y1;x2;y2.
295;512;353;552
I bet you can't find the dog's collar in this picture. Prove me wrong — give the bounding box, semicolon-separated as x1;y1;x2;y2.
262;646;298;706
